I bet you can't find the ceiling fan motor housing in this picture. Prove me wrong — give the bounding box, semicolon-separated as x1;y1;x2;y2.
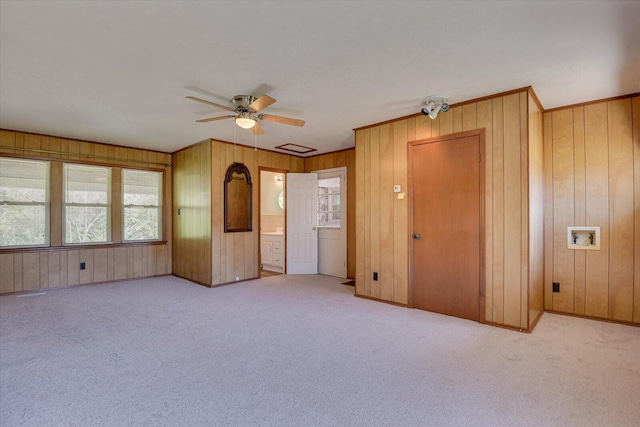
232;95;257;112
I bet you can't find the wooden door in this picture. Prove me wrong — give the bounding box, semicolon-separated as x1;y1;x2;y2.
409;133;483;321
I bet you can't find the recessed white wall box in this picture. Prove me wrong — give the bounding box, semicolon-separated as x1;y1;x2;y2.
567;226;600;250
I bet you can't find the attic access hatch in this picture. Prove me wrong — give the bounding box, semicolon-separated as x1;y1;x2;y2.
567;226;600;250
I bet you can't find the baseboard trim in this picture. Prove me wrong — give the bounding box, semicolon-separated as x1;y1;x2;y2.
1;274;172;296
354;293;407;307
544;309;640;328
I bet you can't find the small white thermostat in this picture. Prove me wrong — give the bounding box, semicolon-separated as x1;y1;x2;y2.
393;185;401;193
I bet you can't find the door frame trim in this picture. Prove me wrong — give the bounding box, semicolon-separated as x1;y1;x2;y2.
407;129;486;323
258;167;289;276
312;166;348;278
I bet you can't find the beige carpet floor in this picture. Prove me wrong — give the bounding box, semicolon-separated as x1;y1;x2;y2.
1;274;639;426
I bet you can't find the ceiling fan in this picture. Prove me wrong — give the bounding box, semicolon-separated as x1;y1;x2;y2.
186;94;305;135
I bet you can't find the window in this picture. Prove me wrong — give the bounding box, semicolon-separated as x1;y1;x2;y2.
317;176;341;228
0;157;49;247
123;169;162;241
64;164;111;244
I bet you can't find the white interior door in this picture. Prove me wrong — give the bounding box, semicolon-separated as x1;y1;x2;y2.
317;168;347;278
286;173;318;274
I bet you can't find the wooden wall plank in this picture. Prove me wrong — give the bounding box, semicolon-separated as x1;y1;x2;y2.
379;124;394;301
147;245;157;277
607;99;634;322
39;252;48;289
141;246;149;277
24;133;41;153
370;127;381;299
0;254;14;293
132;246;143;278
156;245;168;275
440;107;454;136
363;129;372;296
49;137;62;159
126;247;134;278
528;97;545;327
346;149;356;280
14;133;24;156
94;248;108;282
551;109;575;313
543;113;554;311
452;106;463;133
59;251;68;286
112;167;123;244
462;103;477;131
50;162;63;246
67;250;79;286
519;92;529;328
13;254;23;291
477;99;494;320
107;248;115;281
584;104;610;318
113;247;127;280
355;130;365;295
393;120;409;305
47;251;61;288
0;130;16;154
22;253;40;291
573;107;587;315
633;97;640;324
503;93;523;327
78;249;93;284
415;115;431;140
491;98;505;323
211;143;222;285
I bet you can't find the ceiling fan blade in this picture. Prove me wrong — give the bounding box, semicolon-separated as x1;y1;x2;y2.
186;96;235;112
195;115;235;123
260;114;305;127
251;121;265;135
248;95;276;112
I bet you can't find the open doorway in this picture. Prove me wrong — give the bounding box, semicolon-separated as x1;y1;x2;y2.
260;169;286;277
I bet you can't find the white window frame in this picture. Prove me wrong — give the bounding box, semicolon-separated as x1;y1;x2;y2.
0;157;50;248
122;168;163;242
317;178;341;229
63;163;112;245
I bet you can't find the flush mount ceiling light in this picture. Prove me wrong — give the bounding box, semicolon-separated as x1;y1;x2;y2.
421;95;450;120
234;112;256;129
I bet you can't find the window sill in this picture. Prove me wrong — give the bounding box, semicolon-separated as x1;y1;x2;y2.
0;240;168;254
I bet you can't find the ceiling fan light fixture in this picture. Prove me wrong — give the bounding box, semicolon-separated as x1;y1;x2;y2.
235;113;256;129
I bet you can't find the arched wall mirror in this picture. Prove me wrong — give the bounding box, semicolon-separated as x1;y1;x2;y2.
224;162;252;232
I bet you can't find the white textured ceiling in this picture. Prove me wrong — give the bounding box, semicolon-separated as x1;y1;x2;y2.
1;1;639;156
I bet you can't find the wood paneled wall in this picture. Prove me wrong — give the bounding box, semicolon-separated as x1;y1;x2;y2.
304;149;356;279
544;95;639;324
172;141;212;285
211;141;304;286
528;97;545;327
172;140;304;287
355;89;544;330
0;130;173;294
